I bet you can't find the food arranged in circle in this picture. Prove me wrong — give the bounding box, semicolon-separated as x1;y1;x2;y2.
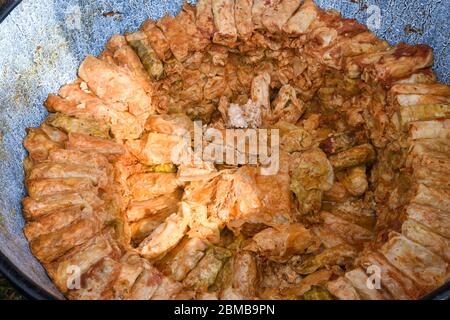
22;0;449;300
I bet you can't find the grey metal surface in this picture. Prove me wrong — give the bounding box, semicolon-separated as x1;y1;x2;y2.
0;0;448;298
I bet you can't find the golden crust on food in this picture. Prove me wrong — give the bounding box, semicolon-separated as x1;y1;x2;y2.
21;0;450;300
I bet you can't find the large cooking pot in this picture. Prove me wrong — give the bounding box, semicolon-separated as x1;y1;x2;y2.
0;0;449;300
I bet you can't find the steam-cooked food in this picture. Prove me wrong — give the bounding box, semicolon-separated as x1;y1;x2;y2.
21;0;450;300
245;224;319;262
